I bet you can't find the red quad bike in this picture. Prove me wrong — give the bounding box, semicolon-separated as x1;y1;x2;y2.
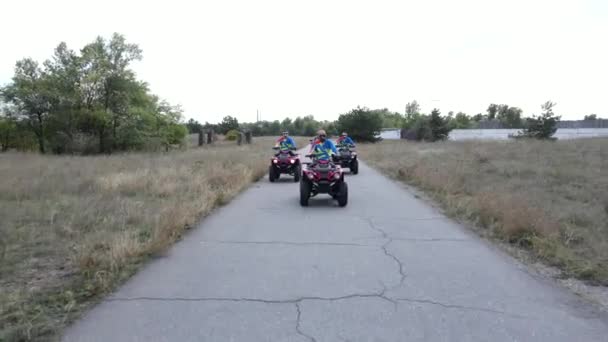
300;155;348;207
269;147;301;182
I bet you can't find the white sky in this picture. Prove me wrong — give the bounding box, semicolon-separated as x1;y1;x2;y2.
1;0;607;122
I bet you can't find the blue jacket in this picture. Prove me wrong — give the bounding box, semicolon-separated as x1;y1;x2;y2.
277;136;296;150
338;136;355;146
310;139;337;160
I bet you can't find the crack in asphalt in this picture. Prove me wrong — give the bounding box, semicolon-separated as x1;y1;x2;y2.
200;240;373;247
107;288;397;340
107;289;395;306
364;217;388;240
364;218;407;289
395;297;529;319
381;240;407;287
106;293;524;326
295;302;317;342
370;216;446;221
390;237;470;242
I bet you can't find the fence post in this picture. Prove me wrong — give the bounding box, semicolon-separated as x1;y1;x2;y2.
198;131;204;146
206;130;213;144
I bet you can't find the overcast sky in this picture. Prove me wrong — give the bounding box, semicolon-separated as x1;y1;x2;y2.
1;0;607;122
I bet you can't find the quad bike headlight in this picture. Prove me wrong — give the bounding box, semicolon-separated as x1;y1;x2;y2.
273;159;278;164
307;173;314;180
334;173;341;180
290;159;296;164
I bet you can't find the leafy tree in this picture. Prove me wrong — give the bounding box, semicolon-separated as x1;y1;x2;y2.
404;109;452;141
377;108;403;128
269;120;281;135
293;117;303;133
218;115;239;134
43;42;83;153
336;106;382;142
584;114;598;120
302;121;316;136
517;101;561;139
402;112;422;129
322;120;338;136
472;113;485;122
405;100;420;116
2;59;54;153
451;112;473;129
281;117;293;132
2;33;186;154
428;108;451;141
410;115;432;141
496;105;524;128
0;105;17;151
186;118;202;133
487;104;498;120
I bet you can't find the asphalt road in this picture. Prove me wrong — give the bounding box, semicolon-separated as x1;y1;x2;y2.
64;159;608;342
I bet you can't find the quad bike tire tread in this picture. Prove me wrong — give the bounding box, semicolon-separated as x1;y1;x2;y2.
269;166;278;182
294;164;301;182
351;159;359;175
337;182;348;207
300;179;311;206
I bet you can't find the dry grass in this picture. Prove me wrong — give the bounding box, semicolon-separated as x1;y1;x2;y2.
0;136;294;341
359;138;608;284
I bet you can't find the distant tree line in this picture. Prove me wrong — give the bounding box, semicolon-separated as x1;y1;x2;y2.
0;33;587;152
186;115;340;139
0;33;186;154
184;99;573;143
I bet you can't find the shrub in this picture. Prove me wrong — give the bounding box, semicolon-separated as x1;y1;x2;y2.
428;108;451;141
402;109;452;142
514;101;561;140
225;129;240;141
337;106;383;142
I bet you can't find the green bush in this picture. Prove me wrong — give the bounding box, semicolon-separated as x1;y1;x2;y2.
337;106;383;142
513;101;560;140
225;129;240;141
402;109;452;142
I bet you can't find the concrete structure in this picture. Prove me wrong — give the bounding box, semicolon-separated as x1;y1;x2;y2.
379;128;401;140
449;128;608;141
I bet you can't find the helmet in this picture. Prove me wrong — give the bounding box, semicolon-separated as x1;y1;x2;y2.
341;132;347;136
282;131;289;135
316;129;327;136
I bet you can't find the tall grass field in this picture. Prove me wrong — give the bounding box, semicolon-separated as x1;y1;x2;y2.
0;137;291;341
359;138;608;284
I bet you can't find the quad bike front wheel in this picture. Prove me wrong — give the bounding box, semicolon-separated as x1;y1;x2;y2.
337;182;348;207
293;164;302;182
350;159;359;175
300;179;311;206
269;166;278;182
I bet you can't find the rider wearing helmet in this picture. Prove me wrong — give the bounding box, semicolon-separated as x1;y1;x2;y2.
275;131;296;155
336;132;355;146
309;129;337;162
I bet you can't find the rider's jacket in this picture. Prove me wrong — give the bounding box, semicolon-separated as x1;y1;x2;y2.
336;136;355;145
276;136;296;150
309;139;337;161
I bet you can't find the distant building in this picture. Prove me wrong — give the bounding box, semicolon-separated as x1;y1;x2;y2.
379;128;401;140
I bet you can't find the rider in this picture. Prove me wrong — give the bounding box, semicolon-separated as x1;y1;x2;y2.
275;131;296;155
336;132;355;146
309;129;337;163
